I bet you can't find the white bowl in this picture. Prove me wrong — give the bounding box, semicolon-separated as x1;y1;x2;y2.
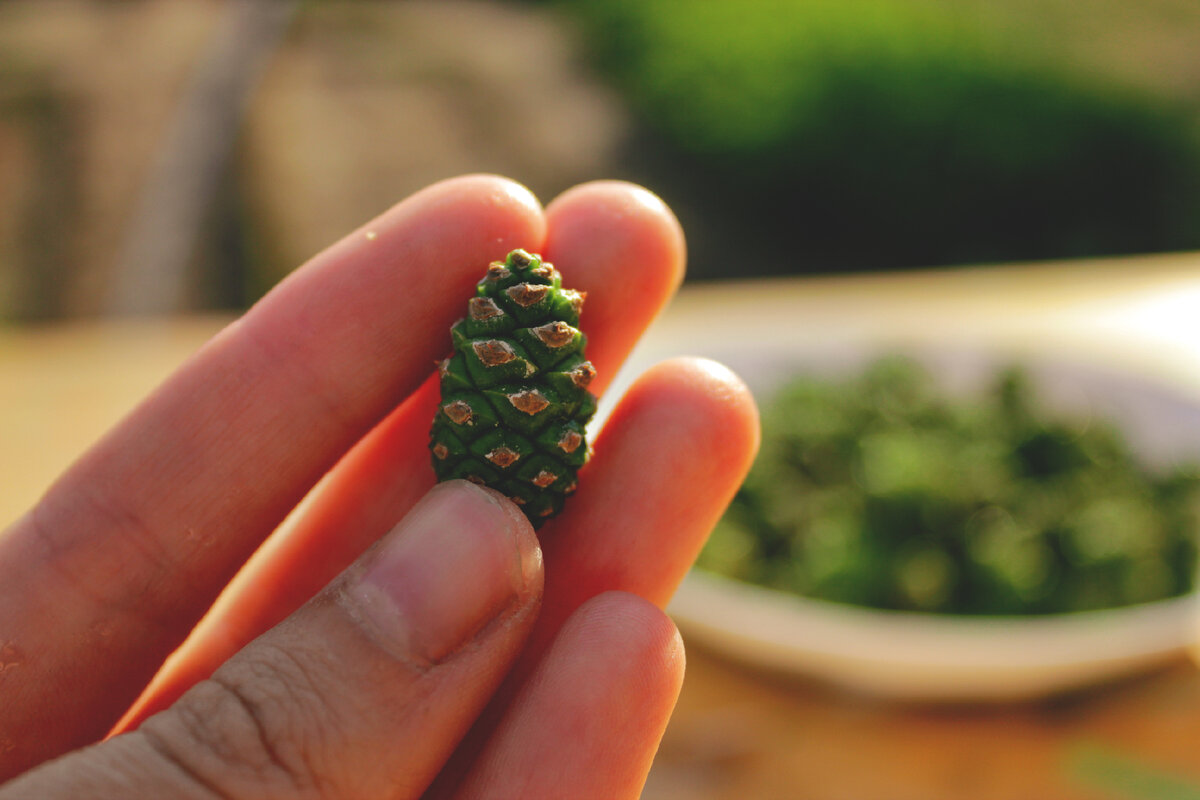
612;306;1200;701
672;569;1200;702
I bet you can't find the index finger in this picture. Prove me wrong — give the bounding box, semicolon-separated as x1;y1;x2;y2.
0;174;546;778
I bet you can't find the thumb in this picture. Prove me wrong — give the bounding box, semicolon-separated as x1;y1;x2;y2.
1;481;542;800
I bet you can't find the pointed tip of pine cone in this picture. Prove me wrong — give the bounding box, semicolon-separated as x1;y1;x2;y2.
506;249;535;269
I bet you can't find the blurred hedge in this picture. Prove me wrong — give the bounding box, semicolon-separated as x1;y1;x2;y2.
564;0;1200;277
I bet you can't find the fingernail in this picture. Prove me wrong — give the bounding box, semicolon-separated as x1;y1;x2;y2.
342;480;540;664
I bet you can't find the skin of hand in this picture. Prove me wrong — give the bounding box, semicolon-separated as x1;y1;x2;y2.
0;176;760;799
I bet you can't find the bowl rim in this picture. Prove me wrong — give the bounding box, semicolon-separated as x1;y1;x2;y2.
633;331;1200;699
669;568;1200;699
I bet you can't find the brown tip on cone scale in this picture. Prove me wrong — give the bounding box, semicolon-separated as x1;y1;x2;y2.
532;321;575;348
505;283;550;308
438;358;451;378
465;474;488;486
531;264;560;282
469;297;505;321
531;469;558;488
508;389;550;415
443;399;473;426
485;447;521;468
472;339;517;367
569;362;596;389
487;264;511;281
563;290;586;314
432;442;450;460
558;429;583;454
564;481;578;494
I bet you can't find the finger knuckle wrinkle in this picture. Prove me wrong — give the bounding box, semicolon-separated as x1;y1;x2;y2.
140;724;235;800
29;489;182;632
150;656;340;799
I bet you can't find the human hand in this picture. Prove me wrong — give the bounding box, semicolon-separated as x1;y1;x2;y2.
0;176;759;798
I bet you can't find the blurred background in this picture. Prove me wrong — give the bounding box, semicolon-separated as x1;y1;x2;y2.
3;0;1200;319
6;1;1200;798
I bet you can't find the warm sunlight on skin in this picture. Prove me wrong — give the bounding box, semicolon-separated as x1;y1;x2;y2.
0;176;759;800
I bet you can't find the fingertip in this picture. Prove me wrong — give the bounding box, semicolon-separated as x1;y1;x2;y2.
542;591;685;787
639;356;759;412
421;173;544;217
388;173;547;255
606;356;762;472
540;182;686;389
553;358;759;610
448;591;684;800
473;483;545;599
544;180;686;294
264;172;548;351
570;591;686;687
284;172;548;370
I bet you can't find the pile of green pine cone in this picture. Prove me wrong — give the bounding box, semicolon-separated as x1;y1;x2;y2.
700;356;1200;615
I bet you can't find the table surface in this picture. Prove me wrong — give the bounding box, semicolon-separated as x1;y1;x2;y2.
6;252;1200;799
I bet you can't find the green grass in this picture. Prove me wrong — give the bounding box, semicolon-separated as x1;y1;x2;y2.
565;0;1200;277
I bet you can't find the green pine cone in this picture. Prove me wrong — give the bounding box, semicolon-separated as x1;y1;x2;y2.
429;248;596;526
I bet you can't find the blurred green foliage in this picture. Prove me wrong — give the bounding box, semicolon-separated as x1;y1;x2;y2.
565;0;1200;277
700;357;1200;615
